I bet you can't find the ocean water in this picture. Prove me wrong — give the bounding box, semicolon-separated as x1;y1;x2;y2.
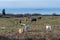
0;8;60;14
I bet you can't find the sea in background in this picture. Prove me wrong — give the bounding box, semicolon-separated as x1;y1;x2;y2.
0;8;60;15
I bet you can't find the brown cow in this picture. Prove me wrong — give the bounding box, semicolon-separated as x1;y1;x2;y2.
37;17;42;19
17;19;22;25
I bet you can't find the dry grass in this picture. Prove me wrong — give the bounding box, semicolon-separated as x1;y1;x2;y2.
0;16;60;40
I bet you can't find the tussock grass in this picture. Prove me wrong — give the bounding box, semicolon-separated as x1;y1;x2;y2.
0;16;60;40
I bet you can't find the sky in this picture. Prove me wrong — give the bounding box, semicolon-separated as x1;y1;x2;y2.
0;0;60;8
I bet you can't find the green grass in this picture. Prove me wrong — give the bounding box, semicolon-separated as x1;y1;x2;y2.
0;16;60;30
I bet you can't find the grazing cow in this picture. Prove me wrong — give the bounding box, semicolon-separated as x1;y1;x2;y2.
46;25;52;31
17;19;21;24
25;18;28;21
19;20;21;24
18;28;24;34
31;18;37;22
38;17;42;19
25;25;30;31
17;19;22;25
21;23;26;26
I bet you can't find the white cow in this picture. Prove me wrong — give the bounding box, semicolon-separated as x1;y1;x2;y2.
46;25;52;31
21;23;26;26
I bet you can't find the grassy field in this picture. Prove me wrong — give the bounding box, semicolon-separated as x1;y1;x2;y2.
0;16;60;40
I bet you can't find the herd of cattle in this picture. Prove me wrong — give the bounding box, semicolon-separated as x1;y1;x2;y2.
18;16;42;34
18;16;42;24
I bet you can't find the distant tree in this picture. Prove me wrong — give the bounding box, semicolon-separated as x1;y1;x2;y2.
23;13;31;17
52;13;57;16
2;9;6;16
32;13;42;16
15;14;23;17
